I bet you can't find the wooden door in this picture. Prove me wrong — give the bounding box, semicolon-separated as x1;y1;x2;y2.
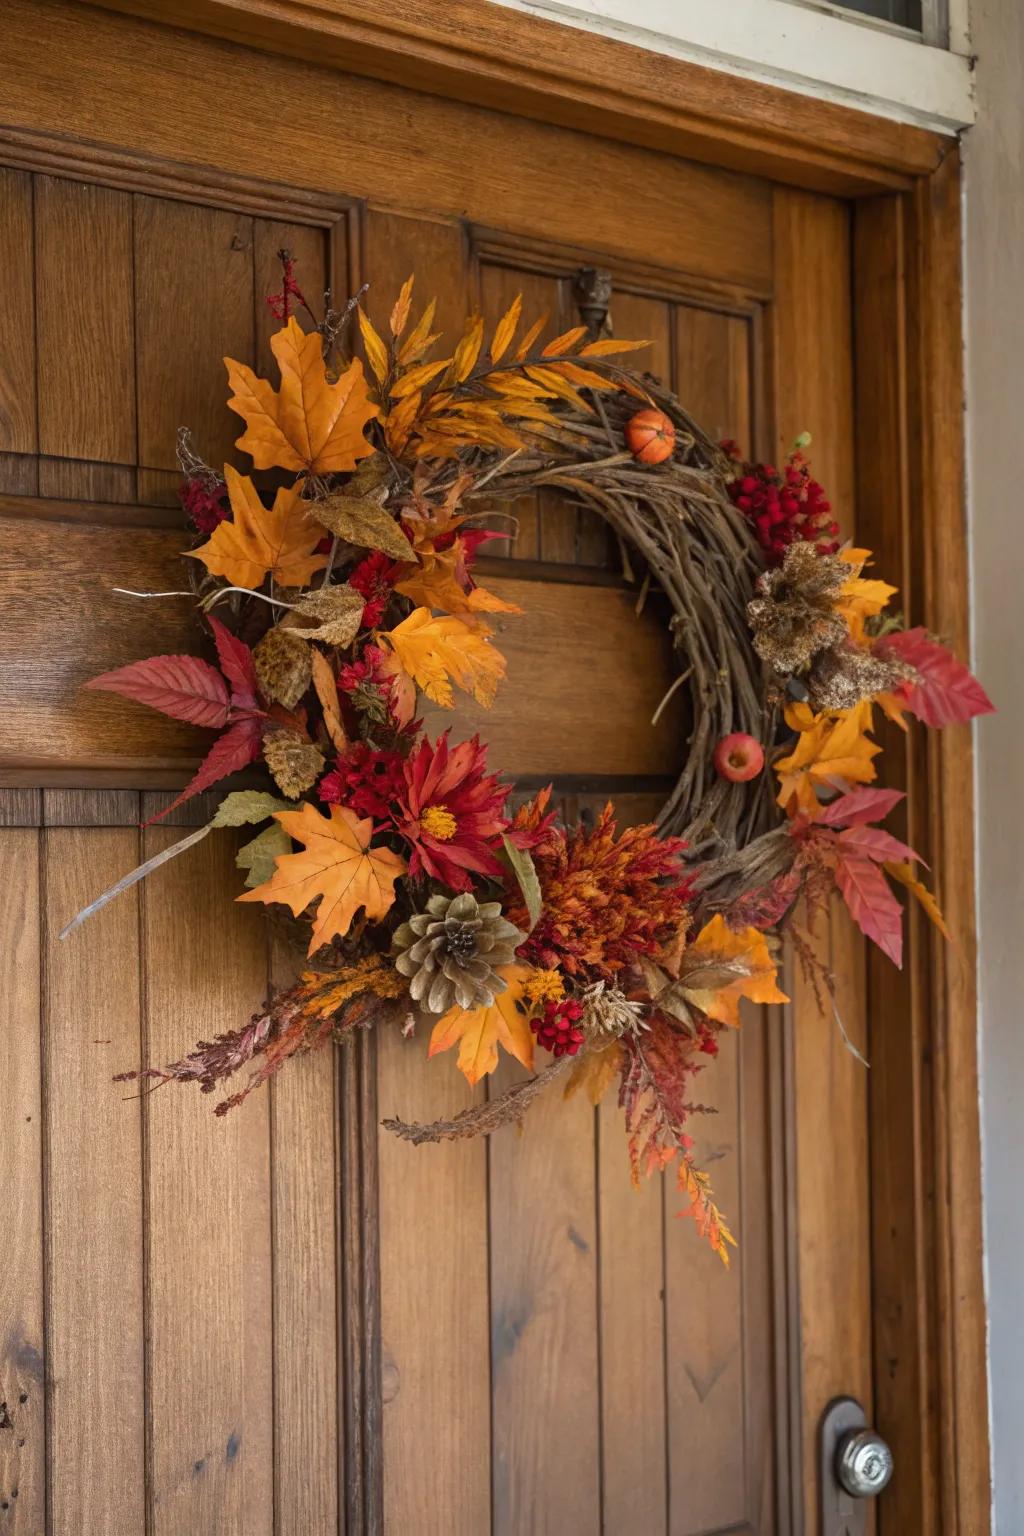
0;4;875;1532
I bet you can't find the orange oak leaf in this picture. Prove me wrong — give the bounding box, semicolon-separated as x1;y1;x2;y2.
428;962;536;1084
674;915;789;1028
380;606;506;708
239;802;405;956
225;316;378;474
188;466;328;589
775;700;881;815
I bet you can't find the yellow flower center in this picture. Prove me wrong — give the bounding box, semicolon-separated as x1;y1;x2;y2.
523;969;565;1006
419;804;458;841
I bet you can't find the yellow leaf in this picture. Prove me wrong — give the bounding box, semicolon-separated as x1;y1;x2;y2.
398;297;438;365
239;802;405;956
884;860;951;939
775;701;881;814
675;916;788;1029
428;962;536;1084
577;337;651;357
225;317;379;474
564;1041;623;1105
542;324;588;356
389;275;414;339
310;648;347;752
513;312;549;361
877;690;911;730
188;466;328;588
490;295;522;364
448;314;485;384
358;309;390;386
380;607;506;708
553;359;623;391
389;358;452;399
523;365;593;413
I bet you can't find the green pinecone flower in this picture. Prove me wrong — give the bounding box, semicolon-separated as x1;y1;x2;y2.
392;892;526;1015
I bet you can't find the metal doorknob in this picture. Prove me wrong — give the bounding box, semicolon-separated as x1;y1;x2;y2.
835;1428;894;1496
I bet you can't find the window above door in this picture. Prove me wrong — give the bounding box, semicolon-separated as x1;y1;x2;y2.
493;0;974;128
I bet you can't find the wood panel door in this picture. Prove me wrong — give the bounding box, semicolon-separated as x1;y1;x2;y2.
0;4;874;1532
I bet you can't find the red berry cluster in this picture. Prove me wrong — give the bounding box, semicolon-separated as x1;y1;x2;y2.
179;474;229;534
531;998;585;1058
696;1022;720;1058
722;444;839;566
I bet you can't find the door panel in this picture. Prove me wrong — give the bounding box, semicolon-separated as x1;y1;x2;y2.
0;5;870;1530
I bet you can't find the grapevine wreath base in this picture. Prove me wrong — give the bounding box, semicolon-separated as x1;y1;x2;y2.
65;260;993;1263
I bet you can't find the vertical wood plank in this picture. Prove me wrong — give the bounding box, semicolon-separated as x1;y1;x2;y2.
0;169;37;456
664;1027;746;1533
135;196;255;473
42;816;146;1535
268;936;341;1536
34;176;136;464
253;219;329;381
675;305;752;450
773;186;872;1530
0;830;44;1535
366;204;491;1536
142;828;273;1535
489;1064;601;1536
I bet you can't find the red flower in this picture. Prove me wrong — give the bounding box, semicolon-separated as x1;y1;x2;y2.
318;742;406;820
179;474;229;534
723;444;839;566
349;551;400;629
506;784;559;855
395;732;509;890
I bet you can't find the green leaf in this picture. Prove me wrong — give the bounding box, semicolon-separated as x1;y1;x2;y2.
211;790;296;828
236;822;293;888
310;488;412;561
501;834;542;933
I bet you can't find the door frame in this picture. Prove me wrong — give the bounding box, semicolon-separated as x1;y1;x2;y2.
33;3;994;1529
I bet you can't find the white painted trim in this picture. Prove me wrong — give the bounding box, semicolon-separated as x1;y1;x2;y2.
491;0;975;131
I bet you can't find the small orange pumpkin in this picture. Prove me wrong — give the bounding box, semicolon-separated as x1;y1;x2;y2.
625;407;675;465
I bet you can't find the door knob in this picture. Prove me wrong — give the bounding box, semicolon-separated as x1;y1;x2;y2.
821;1397;893;1535
836;1426;894;1496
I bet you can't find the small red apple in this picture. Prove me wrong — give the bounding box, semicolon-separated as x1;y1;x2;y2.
714;732;765;783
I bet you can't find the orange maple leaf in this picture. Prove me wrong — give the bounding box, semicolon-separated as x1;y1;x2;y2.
674;915;788;1029
238;802;405;956
394;472;519;618
564;1040;623;1105
428;962;536;1084
188;466;329;589
225;316;379;474
380;606;506;708
836;547;898;642
775;700;881;815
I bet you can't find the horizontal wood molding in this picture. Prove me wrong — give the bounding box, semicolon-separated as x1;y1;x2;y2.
90;0;946;195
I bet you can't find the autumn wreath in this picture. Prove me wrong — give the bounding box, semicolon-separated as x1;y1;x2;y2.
66;258;993;1263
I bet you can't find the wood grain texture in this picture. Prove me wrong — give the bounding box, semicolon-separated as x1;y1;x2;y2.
90;0;946;194
773;186;873;1529
0;169;37;455
34;176;136;463
141;828;273;1534
0;831;44;1536
135;195;255;472
268;937;341;1536
905;148;991;1534
488;1063;601;1536
376;1030;491;1536
4;0;774;292
42;824;146;1534
37;457;137;502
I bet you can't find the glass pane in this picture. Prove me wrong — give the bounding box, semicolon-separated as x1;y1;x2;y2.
833;0;922;25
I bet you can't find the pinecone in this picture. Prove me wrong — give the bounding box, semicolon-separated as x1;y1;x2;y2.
392;892;526;1015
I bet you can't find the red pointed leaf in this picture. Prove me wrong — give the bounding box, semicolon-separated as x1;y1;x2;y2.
877;628;994;728
838;824;922;867
207;615;259;708
816;787;905;828
834;850;905;967
84;654;230;728
144;716;264;826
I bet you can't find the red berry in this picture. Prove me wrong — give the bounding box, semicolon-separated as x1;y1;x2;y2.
713;732;765;783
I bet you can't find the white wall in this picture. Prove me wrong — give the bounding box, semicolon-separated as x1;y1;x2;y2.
964;2;1024;1528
